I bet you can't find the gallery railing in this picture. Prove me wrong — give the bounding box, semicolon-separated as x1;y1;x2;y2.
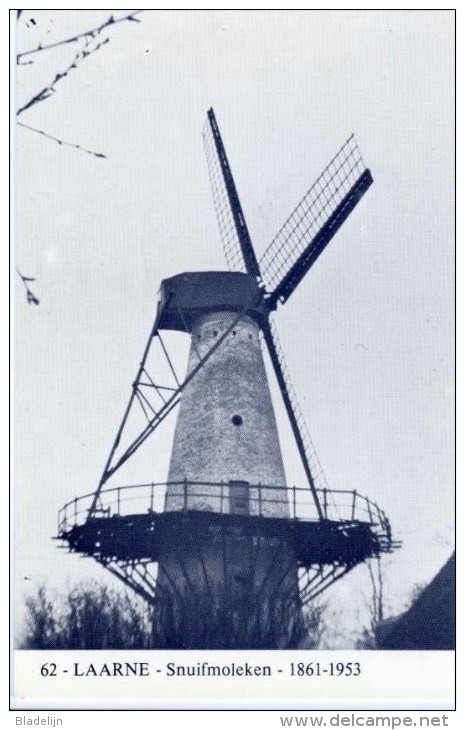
58;481;392;545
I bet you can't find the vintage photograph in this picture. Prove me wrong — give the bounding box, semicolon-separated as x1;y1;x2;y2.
14;9;454;658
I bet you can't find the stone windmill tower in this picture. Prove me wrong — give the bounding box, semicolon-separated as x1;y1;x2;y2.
58;109;398;648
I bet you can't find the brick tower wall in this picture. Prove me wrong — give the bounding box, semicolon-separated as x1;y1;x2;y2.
166;311;288;516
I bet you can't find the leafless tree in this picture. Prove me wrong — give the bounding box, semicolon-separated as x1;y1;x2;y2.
15;10;144;302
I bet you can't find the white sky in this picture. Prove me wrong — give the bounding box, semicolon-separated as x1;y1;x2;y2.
14;9;454;643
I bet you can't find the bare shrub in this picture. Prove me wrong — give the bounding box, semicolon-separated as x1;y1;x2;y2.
20;581;152;649
20;582;327;649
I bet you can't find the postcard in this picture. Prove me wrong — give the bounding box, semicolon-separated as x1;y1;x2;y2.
11;8;455;713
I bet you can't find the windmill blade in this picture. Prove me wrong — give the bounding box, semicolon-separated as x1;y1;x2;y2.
261;134;373;309
202;108;261;277
261;317;325;520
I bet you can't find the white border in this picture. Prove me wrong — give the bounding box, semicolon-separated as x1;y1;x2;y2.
7;4;459;721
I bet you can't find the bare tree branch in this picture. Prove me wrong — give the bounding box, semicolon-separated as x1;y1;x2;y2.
17;36;110;116
17;10;143;61
16;10;143;312
18;121;107;159
17;269;40;305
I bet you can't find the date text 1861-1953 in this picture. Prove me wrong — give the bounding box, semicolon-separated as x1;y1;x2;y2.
290;663;361;677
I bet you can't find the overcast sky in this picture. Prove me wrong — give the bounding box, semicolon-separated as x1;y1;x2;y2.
15;10;454;642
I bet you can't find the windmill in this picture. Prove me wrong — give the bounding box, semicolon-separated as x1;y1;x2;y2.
57;109;399;648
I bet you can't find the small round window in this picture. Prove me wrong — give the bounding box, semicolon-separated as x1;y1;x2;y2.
231;415;243;426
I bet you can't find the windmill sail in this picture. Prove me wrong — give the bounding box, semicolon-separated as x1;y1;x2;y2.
203;108;261;277
261;134;373;309
261;317;325;520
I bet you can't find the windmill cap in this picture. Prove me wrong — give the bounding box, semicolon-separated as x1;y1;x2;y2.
156;271;267;333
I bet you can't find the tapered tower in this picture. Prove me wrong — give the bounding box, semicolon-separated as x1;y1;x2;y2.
154;273;303;646
57;109;399;648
